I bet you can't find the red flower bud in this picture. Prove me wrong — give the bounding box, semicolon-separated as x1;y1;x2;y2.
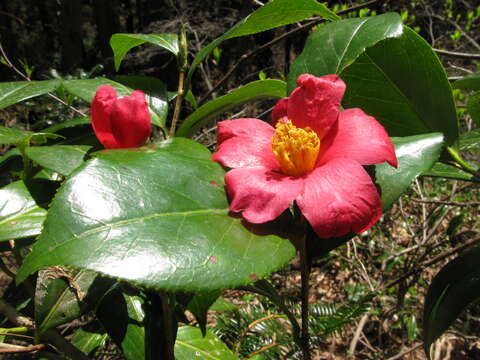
91;85;151;149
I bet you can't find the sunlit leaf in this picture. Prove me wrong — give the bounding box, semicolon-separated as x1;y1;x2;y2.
175;326;239;360
0;80;60;110
0;181;46;242
17;138;295;291
110;33;179;71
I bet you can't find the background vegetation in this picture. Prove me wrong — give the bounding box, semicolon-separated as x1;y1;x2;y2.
0;0;479;359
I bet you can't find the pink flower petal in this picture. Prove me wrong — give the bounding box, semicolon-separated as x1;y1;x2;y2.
319;108;398;167
91;85;120;149
212;118;279;169
297;158;382;238
110;90;151;148
287;74;345;139
225;167;303;223
271;98;288;125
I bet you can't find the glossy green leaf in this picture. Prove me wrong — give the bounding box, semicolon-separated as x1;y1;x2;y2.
176;79;286;137
467;92;480;127
453;71;480;90
0;181;46;242
288;13;403;91
0;126;32;145
43;117;91;134
71;328;108;356
423;245;480;358
289;20;459;146
342;28;458;146
114;75;169;128
17;138;295;291
62;78;131;103
188;0;338;84
26;145;91;176
376;133;444;210
460;128;480;151
97;291;145;360
422;162;478;182
110;33;179;71
35;269;114;334
187;290;221;335
175;326;239;360
0;80;60;110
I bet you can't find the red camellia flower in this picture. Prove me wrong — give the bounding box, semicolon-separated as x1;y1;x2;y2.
91;85;151;149
212;74;398;238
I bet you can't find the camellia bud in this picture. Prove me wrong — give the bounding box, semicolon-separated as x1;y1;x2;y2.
91;85;151;149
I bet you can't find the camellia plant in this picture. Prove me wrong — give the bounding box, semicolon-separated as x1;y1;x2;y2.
0;1;478;359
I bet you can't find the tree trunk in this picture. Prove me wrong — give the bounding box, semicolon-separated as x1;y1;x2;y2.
93;0;120;66
59;0;84;72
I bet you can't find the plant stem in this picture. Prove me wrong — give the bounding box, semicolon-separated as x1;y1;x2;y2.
0;326;30;335
299;232;311;360
144;291;177;360
447;146;478;174
169;70;185;138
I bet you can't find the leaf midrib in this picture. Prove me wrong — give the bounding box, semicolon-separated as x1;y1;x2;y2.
335;17;370;74
347;51;427;132
175;338;226;360
42;208;228;253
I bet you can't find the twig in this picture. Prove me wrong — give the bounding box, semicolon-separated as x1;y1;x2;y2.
386;343;422;360
0;42;87;118
0;343;45;354
429;14;480;51
412;199;480;206
247;314;284;330
0;11;25;24
198;0;379;105
247;342;279;358
348;314;369;358
385;235;480;290
434;48;480;59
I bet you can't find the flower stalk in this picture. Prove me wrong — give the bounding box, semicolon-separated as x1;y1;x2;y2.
299;230;312;360
169;24;188;138
144;291;177;360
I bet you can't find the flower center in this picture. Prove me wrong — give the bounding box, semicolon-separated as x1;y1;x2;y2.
271;120;320;177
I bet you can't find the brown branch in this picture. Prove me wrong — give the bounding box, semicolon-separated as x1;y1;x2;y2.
0;42;87;118
386;235;480;290
348;314;369;358
434;48;480;59
412;198;480;206
0;343;45;354
386;343;422;360
0;11;25;24
198;0;379;105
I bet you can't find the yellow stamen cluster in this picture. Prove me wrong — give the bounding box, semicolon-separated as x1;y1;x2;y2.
271;120;320;177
